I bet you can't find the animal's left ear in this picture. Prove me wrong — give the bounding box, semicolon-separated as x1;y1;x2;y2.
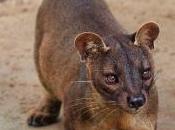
133;22;160;49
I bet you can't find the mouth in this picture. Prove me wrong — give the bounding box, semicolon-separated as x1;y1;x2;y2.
125;106;144;114
127;108;139;114
109;104;142;114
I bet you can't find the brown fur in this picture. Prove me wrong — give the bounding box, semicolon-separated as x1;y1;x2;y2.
28;0;159;130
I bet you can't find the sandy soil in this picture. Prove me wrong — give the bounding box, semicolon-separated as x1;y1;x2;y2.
0;0;175;130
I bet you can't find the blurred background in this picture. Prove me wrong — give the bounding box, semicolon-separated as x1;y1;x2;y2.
0;0;175;130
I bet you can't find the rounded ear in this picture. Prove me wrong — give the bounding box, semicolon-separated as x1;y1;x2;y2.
134;22;160;49
74;32;110;62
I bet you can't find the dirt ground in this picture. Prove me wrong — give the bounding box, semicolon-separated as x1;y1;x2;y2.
0;0;175;130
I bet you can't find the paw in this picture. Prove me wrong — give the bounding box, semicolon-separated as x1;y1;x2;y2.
27;112;58;127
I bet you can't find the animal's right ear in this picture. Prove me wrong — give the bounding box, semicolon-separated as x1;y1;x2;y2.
74;32;110;62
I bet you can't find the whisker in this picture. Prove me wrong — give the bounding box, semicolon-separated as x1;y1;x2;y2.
66;99;101;111
74;97;94;100
105;100;126;106
77;106;99;119
96;108;117;129
71;80;93;83
67;101;98;109
72;102;99;110
87;107;111;121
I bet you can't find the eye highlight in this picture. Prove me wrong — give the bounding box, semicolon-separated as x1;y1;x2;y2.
142;68;152;80
105;74;119;85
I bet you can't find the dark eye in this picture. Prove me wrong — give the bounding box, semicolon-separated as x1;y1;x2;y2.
142;69;152;80
105;74;119;85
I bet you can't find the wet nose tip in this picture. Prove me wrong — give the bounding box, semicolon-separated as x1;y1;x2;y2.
127;94;146;109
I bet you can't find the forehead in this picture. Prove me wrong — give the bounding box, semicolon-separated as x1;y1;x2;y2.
97;38;151;70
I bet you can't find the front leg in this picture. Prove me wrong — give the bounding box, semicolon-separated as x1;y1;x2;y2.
27;95;61;127
64;117;75;130
64;89;76;130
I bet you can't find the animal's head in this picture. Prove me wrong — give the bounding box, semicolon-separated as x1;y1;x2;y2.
74;22;159;113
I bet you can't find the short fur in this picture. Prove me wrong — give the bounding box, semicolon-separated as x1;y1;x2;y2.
28;0;159;130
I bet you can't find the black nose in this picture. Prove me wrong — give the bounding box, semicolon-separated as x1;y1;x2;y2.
127;94;146;109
